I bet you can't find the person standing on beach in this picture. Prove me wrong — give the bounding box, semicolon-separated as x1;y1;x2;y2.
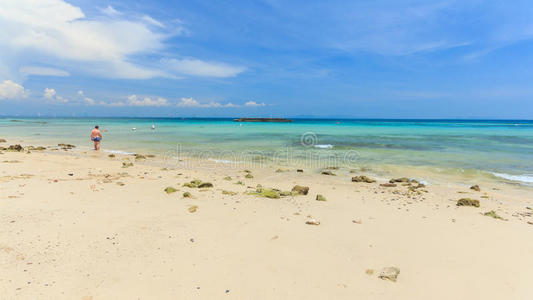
91;125;102;150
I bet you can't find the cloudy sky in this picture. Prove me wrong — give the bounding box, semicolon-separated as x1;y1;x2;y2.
1;0;533;118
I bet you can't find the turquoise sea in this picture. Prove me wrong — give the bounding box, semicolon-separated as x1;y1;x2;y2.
1;118;533;184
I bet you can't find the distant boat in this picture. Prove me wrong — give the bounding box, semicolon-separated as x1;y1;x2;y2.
234;118;292;123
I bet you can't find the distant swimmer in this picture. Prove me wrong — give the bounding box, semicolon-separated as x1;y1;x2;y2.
90;125;102;151
152;124;155;130
132;127;136;131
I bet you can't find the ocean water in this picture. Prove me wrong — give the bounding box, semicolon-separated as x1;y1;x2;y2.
1;117;533;183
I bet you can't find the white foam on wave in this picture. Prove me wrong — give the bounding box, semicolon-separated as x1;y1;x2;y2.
314;144;333;149
492;172;533;183
208;158;242;164
104;149;135;155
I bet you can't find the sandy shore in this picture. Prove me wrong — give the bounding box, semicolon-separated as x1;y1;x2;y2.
1;142;533;299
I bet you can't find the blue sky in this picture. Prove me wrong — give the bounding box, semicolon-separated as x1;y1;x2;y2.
1;0;533;118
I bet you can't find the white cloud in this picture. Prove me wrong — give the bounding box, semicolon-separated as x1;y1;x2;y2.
0;0;166;79
19;66;70;77
142;15;165;28
127;94;169;107
43;88;56;100
0;0;245;80
245;101;266;107
101;5;121;17
0;80;28;100
77;90;95;105
164;59;245;78
177;97;240;108
43;87;67;103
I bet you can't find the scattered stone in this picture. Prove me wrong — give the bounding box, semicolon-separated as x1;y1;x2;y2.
222;190;237;196
0;139;6;143
27;146;46;151
122;162;134;168
68;173;73;176
183;192;192;198
352;176;376;183
146;154;155;158
108;154;115;158
305;219;320;225
245;173;254;179
198;182;213;188
470;185;481;192
457;198;480;207
164;187;178;194
244;169;252;173
321;170;336;176
253;186;281;198
134;154;146;160
315;194;326;201
116;182;125;186
291;185;309;195
352;219;362;224
380;183;397;187
365;269;374;275
188;205;198;213
58;143;75;149
7;145;23;152
296;169;303;173
389;177;410;183
378;267;400;282
528;221;533;225
183;180;202;188
325;166;339;170
483;210;505;220
223;176;232;181
275;168;289;173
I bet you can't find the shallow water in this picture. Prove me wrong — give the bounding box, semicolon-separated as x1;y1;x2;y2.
1;118;533;183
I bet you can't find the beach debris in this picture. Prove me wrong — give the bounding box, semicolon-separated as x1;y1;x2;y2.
146;154;155;158
483;210;506;220
7;144;23;152
291;185;309;195
305;219;320;225
296;169;304;173
122;162;134;168
164;187;178;194
245;173;254;179
108;154;115;158
222;190;237;196
365;269;374;275
68;173;74;176
0;139;6;143
457;198;480;207
352;219;362;224
183;192;192;198
244;169;252;173
470;185;481;192
325;166;339;170
223;176;232;181
380;183;397;187
315;194;327;201
116;182;125;186
528;221;533;225
378;267;400;282
352;176;376;183
321;170;336;176
188;205;198;213
134;154;146;160
389;177;410;183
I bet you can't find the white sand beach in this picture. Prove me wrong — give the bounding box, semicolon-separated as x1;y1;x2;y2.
1;142;533;299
